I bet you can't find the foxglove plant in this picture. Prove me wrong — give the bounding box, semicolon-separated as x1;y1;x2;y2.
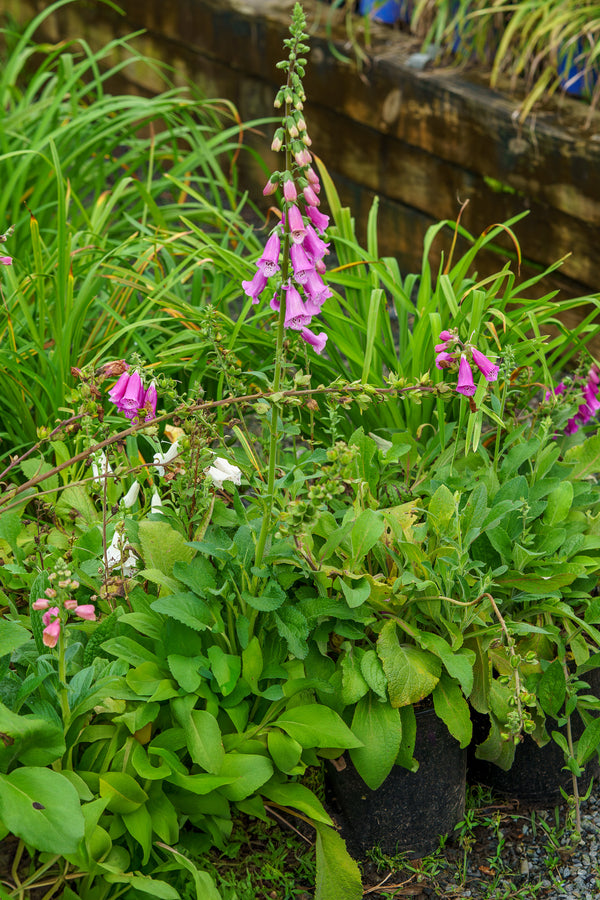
435;329;499;397
549;362;600;435
248;3;332;568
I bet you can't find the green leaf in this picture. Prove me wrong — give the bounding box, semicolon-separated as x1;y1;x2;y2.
103;873;180;899
349;695;401;789
543;481;574;527
99;771;148;814
179;708;224;775
314;821;362;900
0;704;65;771
267;730;303;773
172;556;217;593
0;620;31;657
101;636;162;667
377;622;441;708
428;484;456;531
397;706;418;770
432;673;472;748
207;646;241;696
338;575;371;608
576;718;600;767
537;660;566;718
242;580;287;611
341;650;369;706
123;803;153;864
151;844;220;900
0;767;84;854
274;606;309;659
138;520;194;577
360;649;388;700
151;592;213;632
167;654;202;693
261;780;332;825
242;636;263;692
218;753;274;801
565;434;600;480
418;632;475;696
350;509;385;563
273;705;362;750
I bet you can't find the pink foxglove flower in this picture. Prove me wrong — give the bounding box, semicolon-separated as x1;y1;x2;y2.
565;417;580;434
303;185;320;207
435;351;455;370
439;330;455;342
303;225;329;261
306;204;329;233
143;382;158;420
242;269;268;304
305;269;332;305
32;598;49;611
283;284;312;330
545;381;566;400
108;371;130;405
119;371;145;419
290;243;313;284
258;233;281;276
456;355;476;396
74;605;96;621
262;178;278;196
42;606;61;648
64;599;78;610
283;179;297;202
0;256;12;265
300;327;327;355
471;347;499;382
287;204;306;243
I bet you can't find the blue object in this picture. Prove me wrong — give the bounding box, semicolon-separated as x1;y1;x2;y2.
557;43;598;97
358;0;405;25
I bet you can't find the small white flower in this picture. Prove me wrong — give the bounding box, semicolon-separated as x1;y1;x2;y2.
207;456;242;489
105;529;137;577
153;440;180;477
92;452;112;484
151;491;164;515
121;480;140;508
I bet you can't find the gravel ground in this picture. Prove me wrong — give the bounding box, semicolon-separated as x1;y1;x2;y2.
358;787;600;899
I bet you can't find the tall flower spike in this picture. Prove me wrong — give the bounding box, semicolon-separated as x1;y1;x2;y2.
456;355;476;396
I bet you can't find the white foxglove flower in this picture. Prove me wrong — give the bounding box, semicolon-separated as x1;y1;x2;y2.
92;451;112;484
153;440;180;476
105;529;137;577
151;491;164;515
121;480;140;508
207;457;242;489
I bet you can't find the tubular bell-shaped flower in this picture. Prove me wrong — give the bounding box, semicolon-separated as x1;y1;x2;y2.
283;283;312;330
456;355;476;396
258;232;281;276
471;347;499;382
242;269;268;304
287;204;307;243
300;327;327;355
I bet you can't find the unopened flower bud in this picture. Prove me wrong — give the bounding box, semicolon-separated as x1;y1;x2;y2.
33;598;50;611
64;599;77;610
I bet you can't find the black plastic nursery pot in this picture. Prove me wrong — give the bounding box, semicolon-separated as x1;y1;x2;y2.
467;709;600;805
326;705;466;858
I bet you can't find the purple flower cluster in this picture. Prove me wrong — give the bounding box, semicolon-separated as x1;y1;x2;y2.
434;330;499;397
108;366;157;420
555;364;600;434
242;127;331;353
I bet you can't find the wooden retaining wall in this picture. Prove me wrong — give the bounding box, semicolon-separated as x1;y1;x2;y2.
4;0;600;309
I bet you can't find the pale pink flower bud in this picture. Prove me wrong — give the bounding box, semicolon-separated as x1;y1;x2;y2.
64;599;78;610
303;185;320;207
32;598;50;611
283;179;297;202
263;178;278;197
